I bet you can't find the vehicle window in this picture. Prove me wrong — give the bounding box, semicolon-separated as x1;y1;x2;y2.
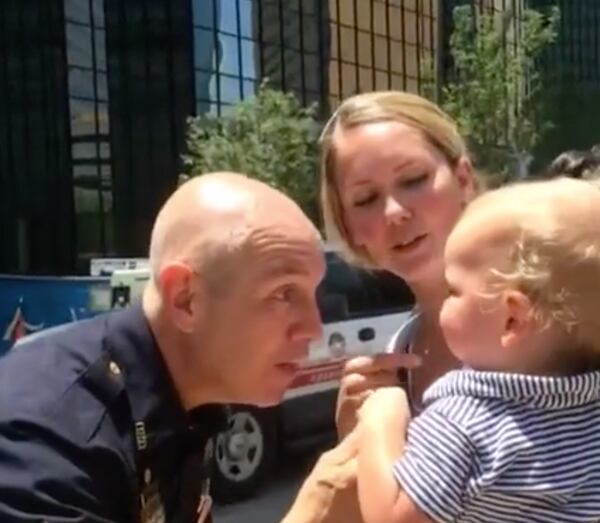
317;252;414;323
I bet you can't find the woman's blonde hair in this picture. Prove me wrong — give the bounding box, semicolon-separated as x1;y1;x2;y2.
319;91;471;267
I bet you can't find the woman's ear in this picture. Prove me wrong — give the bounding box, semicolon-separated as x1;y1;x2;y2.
454;156;477;206
501;290;534;349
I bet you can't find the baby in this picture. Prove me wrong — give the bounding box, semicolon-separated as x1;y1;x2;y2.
357;177;600;523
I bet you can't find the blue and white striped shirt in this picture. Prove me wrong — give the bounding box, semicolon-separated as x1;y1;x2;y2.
393;370;600;522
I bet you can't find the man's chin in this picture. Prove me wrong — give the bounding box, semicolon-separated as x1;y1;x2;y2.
251;398;280;408
252;389;287;408
231;370;297;407
231;387;286;408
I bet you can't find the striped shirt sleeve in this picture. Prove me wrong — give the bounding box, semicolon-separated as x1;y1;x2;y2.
392;409;474;523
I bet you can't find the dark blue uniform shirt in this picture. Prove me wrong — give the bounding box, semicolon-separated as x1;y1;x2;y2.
0;305;227;522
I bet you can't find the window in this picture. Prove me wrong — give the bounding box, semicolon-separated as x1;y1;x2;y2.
65;0;112;261
192;0;257;115
318;252;414;324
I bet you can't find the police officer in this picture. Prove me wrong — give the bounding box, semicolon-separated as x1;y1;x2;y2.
0;173;329;522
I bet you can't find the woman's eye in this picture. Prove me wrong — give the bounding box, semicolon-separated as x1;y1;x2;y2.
353;193;378;207
402;174;428;189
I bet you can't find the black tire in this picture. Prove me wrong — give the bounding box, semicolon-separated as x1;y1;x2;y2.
210;405;278;504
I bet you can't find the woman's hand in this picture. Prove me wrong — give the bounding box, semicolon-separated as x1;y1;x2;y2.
336;352;421;440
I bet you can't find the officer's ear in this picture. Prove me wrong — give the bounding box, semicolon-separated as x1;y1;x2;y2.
157;262;205;334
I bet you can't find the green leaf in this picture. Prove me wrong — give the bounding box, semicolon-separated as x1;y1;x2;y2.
183;82;320;222
422;5;560;181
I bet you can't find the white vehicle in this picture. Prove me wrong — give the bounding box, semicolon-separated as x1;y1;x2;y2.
104;250;414;503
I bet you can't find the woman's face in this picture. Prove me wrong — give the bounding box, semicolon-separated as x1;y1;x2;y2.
333;120;473;284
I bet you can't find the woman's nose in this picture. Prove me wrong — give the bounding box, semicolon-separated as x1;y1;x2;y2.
384;196;411;223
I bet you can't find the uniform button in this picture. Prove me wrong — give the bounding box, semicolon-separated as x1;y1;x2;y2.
109;361;121;375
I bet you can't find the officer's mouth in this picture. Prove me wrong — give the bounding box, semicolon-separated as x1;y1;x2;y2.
275;362;300;376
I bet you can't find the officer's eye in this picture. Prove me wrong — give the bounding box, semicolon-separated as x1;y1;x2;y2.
271;285;295;302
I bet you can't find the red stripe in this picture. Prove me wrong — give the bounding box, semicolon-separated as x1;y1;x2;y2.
297;358;347;373
289;359;346;389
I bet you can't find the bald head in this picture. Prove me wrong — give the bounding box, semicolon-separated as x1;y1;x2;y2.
149;172;320;290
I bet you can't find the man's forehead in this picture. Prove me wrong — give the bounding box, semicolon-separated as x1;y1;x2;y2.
251;239;325;277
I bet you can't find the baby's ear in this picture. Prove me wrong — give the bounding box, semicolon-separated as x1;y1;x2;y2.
500;290;534;349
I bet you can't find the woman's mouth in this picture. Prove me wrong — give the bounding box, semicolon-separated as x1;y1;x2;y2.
392;234;427;253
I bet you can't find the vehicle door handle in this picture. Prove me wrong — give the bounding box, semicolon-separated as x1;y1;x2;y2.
358;327;375;342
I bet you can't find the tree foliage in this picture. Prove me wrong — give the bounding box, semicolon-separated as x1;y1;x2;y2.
183;82;321;221
437;5;560;181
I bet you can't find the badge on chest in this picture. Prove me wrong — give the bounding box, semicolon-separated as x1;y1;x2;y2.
139;458;214;522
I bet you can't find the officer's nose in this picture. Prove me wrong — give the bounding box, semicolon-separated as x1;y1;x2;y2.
290;296;323;346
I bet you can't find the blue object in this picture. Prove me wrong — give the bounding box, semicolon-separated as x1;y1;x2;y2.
0;275;111;356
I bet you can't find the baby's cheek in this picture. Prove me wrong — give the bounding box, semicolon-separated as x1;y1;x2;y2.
439;302;452;332
440;302;463;342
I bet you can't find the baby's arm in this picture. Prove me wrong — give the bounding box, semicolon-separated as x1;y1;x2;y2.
359;389;476;523
357;388;433;523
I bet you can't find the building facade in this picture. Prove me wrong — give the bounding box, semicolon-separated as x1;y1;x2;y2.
0;0;598;275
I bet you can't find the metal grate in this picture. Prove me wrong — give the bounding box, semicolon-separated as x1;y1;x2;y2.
192;0;439;116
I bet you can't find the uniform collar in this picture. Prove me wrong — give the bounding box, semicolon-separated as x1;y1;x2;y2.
104;305;228;450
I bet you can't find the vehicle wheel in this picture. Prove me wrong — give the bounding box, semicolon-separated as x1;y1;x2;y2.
210;406;278;504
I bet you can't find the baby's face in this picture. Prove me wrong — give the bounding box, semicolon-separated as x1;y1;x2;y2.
439;212;510;370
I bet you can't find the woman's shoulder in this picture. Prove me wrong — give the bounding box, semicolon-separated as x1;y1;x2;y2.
386;309;420;354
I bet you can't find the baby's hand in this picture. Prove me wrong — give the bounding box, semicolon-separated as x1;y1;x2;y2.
358;387;411;434
336;352;420;439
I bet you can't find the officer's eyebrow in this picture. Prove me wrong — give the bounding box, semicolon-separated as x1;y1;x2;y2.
262;259;309;278
260;254;325;284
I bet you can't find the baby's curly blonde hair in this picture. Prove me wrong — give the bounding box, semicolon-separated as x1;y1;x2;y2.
465;177;600;353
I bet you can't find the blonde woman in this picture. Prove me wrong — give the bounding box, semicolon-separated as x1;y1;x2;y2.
319;91;480;436
281;91;481;523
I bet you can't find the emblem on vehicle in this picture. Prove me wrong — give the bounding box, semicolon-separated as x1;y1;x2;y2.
328;332;346;358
